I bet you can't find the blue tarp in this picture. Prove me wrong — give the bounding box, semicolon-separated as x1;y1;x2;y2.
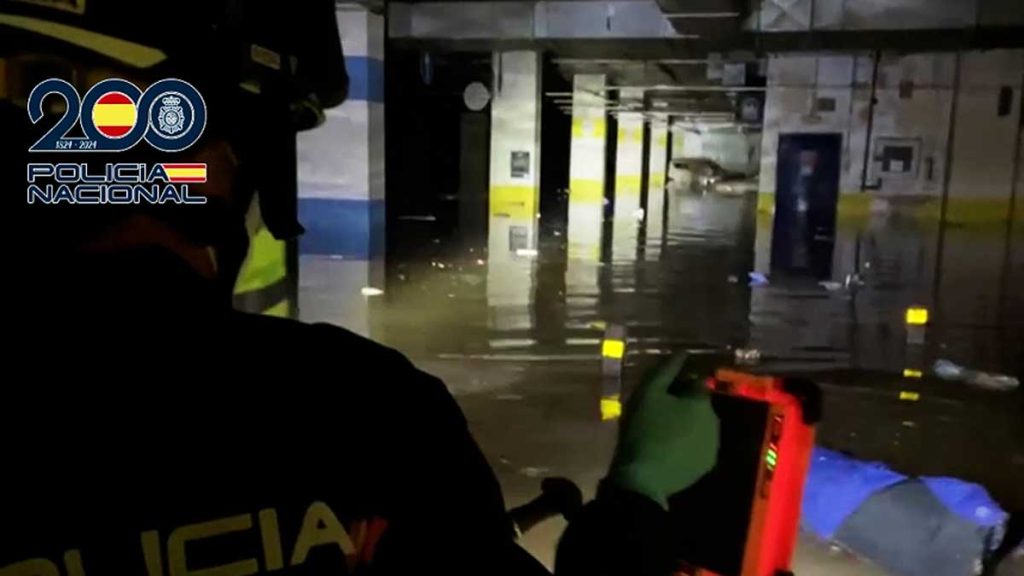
801;447;1009;540
801;447;906;538
920;476;1008;529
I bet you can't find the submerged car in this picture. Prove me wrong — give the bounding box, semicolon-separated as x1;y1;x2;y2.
668;157;758;196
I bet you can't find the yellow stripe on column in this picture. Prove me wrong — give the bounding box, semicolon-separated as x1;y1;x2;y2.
573;118;609;139
490;185;537;220
569;179;603;203
618;127;644;142
572;118;584;137
569;244;601;260
615;174;642;193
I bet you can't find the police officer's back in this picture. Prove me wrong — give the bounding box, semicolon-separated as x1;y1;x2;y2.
2;3;724;575
1;2;538;574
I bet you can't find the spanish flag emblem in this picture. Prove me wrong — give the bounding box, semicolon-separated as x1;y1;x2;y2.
160;164;208;183
92;92;137;138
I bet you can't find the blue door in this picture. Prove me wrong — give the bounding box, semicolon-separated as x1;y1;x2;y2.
772;133;842;279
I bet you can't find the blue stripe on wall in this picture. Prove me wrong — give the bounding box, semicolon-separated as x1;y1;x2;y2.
345;56;384;104
298;197;384;258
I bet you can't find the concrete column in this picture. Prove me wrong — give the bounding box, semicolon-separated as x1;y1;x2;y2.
567;74;607;262
487;51;541;330
646;117;669;247
565;74;607;317
612;114;644;257
612;90;645;258
671;123;688;161
296;5;385;336
613;113;644;222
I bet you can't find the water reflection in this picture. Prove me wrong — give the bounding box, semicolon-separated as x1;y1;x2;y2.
377;190;1022;379
369;187;1023;517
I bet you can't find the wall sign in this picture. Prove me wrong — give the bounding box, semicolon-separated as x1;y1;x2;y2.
872;137;922;187
511;151;530;179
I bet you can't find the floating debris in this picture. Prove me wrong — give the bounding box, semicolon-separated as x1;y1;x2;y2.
495;394;524;401
934;359;1020;391
519;466;551;478
748;272;770;287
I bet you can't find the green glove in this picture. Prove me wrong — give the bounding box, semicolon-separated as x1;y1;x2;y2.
606;353;721;509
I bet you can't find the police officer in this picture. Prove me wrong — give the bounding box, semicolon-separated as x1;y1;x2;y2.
2;2;548;574
1;2;719;575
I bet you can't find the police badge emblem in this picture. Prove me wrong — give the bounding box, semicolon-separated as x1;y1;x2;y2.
157;94;185;136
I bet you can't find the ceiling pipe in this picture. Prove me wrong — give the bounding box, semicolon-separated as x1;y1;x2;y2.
612;85;766;92
663;12;740;19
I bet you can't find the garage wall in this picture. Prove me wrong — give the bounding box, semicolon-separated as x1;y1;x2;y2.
946;50;1024;221
758;49;1023;224
758;53;875;199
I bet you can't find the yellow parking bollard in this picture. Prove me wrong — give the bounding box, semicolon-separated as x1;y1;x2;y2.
600;324;626;421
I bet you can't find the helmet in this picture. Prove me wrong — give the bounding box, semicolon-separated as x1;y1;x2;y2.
0;0;349;240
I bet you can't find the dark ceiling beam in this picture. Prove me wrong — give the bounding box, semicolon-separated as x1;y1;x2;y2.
654;0;747;36
654;0;746;14
752;27;1024;53
343;0;385;14
552;61;718;87
390;26;1024;59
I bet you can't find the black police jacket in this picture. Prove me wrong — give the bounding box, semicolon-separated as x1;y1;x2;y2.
4;251;547;576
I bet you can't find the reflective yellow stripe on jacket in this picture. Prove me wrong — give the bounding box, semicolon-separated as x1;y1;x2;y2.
233;225;290;318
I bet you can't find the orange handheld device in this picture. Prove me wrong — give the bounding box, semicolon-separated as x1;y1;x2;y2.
668;367;822;576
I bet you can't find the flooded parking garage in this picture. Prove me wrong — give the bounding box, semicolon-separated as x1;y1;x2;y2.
333;186;1024;572
5;1;1022;576
284;7;1024;569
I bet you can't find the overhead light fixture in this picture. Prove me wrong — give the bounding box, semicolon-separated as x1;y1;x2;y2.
607;85;766;93
664;12;740;19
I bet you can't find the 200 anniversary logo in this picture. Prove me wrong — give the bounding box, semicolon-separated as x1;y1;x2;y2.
25;77;208;205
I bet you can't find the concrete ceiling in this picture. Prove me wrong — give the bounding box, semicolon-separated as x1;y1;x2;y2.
386;0;1021;119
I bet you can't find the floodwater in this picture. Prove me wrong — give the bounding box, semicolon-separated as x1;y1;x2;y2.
355;189;1023;572
380;191;1023;375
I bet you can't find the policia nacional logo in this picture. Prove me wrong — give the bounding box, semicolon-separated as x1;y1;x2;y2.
24;77;208;205
0;502;389;576
157;95;186;136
